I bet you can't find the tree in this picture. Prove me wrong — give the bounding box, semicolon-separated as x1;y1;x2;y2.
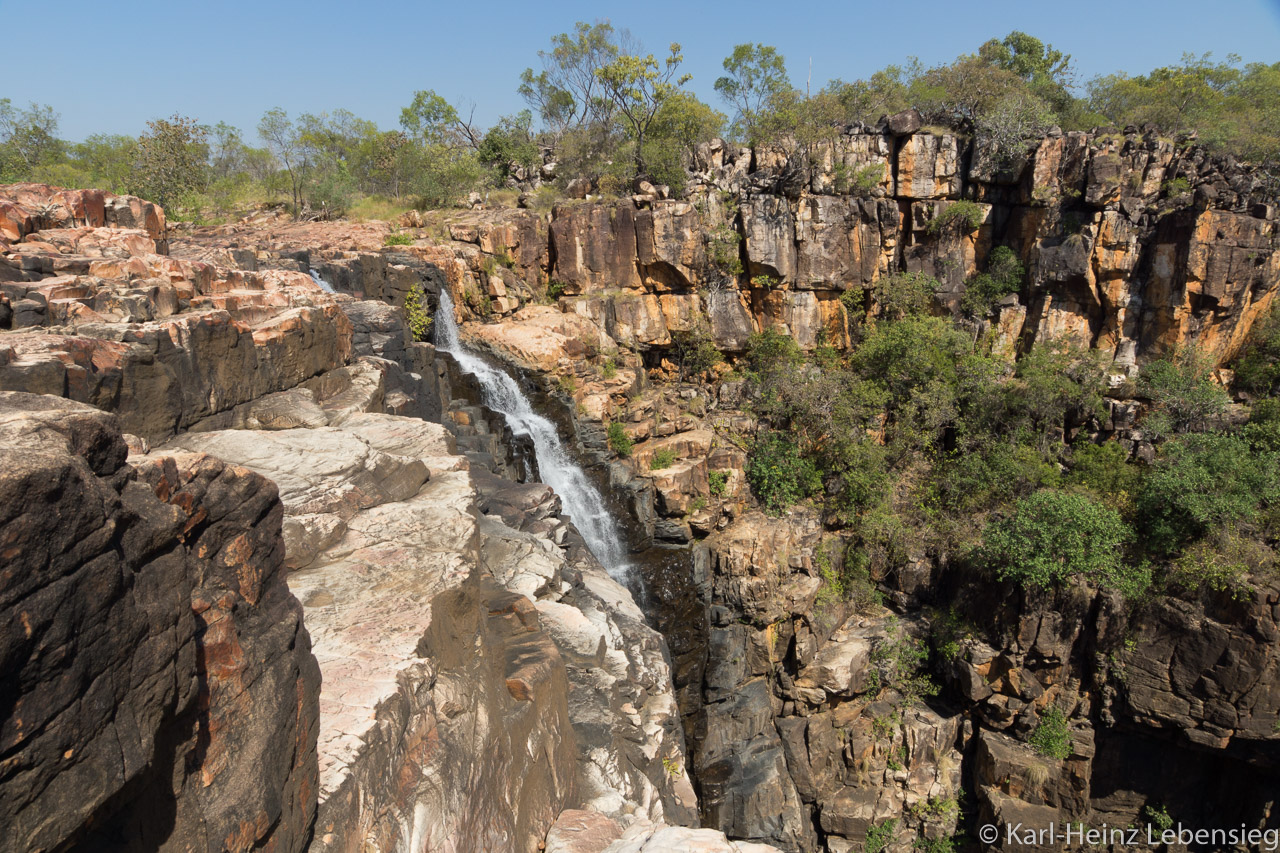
1234;303;1280;398
595;42;692;177
978;32;1072;88
644;92;724;189
258;108;308;213
1138;346;1229;437
67;134;137;193
981;489;1135;592
1009;338;1107;453
132;114;208;207
207;122;250;179
714;44;793;143
976;90;1055;166
821;65;917;126
0;99;62;180
1088;53;1241;139
400;90;481;150
398;91;486;207
518;21;619;141
913;54;1026;125
962;245;1024;316
478;111;541;183
1136;432;1278;556
747;431;822;514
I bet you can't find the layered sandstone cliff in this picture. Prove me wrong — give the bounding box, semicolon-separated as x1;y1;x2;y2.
1;111;1278;853
0;184;773;853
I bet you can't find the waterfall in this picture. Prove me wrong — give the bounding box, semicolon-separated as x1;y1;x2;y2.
309;269;336;293
434;289;633;580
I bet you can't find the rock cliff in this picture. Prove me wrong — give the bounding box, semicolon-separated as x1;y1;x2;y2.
1;111;1278;853
0;184;769;853
432;125;1276;375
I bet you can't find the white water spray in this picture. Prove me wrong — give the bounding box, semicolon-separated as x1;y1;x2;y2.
309;269;336;293
434;289;633;579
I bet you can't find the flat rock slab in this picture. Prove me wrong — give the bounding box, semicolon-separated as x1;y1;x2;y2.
289;469;477;797
603;820;784;853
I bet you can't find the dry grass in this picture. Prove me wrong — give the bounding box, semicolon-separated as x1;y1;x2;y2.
347;195;416;223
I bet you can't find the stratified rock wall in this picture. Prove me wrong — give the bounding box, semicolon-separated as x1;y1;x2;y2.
428;127;1278;370
0;392;319;853
0;186;704;853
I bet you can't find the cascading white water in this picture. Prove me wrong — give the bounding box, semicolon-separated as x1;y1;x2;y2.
309;269;336;293
434;289;633;580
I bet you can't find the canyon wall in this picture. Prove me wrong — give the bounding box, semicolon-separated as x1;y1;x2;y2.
437;123;1277;374
0;185;757;853
1;110;1278;853
390;122;1280;852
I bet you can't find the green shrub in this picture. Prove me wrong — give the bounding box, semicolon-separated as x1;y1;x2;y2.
650;448;677;470
1161;177;1191;196
403;283;433;342
1144;804;1174;832
1138;347;1229;437
935;442;1060;514
814;541;845;606
870;618;937;704
1234;304;1280;398
828;439;891;523
745;328;804;386
833;162;884;197
743;328;804;417
1243;400;1280;452
961;245;1024;316
1136;432;1278;556
926;200;984;235
1029;705;1072;760
601;357;617;380
545;280;568;301
607;422;633;457
1061;211;1088;235
866;820;898;853
707;222;743;277
914;836;957;853
981;489;1139;594
873;271;940;321
384;231;414;246
746;431;821;514
1166;525;1273;597
814;542;882;611
708;470;729;496
671;325;723;379
1065;440;1143;511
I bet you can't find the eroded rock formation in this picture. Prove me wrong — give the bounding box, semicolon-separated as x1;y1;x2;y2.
0;392;319;853
2;112;1278;853
0;183;762;853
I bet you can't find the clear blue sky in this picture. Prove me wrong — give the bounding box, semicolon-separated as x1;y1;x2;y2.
6;0;1279;142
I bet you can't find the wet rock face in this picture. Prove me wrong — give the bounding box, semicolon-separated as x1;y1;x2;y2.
0;392;318;853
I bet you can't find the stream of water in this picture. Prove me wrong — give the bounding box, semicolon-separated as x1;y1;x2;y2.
309;269;337;293
434;289;634;582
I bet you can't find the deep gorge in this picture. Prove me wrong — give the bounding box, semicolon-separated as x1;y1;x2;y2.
1;115;1279;853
